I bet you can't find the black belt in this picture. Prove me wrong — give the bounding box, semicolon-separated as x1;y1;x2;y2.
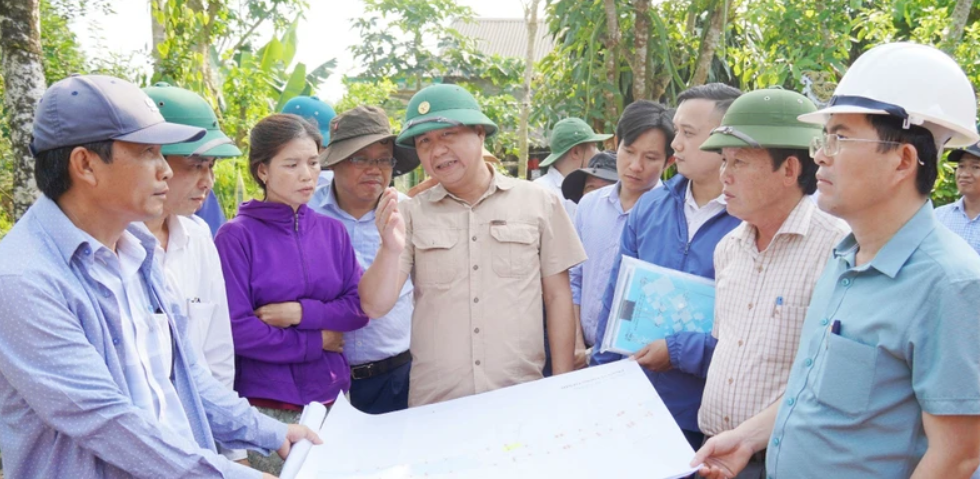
351;350;412;380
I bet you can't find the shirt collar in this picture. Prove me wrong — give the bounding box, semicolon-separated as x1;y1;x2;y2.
545;167;565;184
425;164;517;204
684;180;727;209
33;196;108;265
832;200;936;278
165;215;190;251
735;196;815;245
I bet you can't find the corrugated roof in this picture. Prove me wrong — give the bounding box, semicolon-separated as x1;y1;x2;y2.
450;18;555;62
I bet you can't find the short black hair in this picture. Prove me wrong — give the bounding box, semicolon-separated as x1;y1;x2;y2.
868;115;938;196
34;140;114;201
676;83;742;117
616;100;675;159
767;148;817;195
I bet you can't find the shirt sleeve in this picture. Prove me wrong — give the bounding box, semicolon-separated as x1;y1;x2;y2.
911;275;980;415
214;227;325;365
666;332;717;379
569;203;585;305
539;191;587;278
0;273;263;479
590;205;639;366
184;333;288;454
297;227;369;332
202;237;236;390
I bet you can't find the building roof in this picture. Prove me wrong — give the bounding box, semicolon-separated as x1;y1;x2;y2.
450;18;555;62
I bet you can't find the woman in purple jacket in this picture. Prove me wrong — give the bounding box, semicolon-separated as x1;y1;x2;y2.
215;114;368;473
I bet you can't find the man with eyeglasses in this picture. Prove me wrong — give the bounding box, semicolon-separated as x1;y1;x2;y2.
309;105;420;414
694;42;980;479
359;84;586;407
936;141;980;256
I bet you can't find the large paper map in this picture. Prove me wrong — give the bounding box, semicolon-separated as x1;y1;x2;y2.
600;256;715;356
281;361;698;479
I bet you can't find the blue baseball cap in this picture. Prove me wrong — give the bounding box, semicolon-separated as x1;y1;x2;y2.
280;96;336;144
30;74;206;156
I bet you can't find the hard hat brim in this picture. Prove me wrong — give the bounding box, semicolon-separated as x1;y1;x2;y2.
161;128;242;158
799;106;980;148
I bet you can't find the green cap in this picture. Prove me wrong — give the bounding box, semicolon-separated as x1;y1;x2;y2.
396;84;497;147
700;88;821;152
143;82;241;158
541;118;612;167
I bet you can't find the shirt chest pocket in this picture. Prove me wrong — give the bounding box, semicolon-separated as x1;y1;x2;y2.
489;223;539;278
814;332;877;415
185;301;216;352
412;229;459;285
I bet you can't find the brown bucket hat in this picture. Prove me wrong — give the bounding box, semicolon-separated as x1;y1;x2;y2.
318;105;420;177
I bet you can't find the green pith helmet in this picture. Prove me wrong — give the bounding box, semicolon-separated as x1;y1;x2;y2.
396;84;497;147
700;88;821;152
143;82;241;158
541;118;612;167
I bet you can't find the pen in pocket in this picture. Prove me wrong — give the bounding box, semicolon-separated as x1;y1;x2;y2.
772;296;783;316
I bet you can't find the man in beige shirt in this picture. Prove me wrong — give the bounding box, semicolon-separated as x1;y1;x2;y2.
359;84;586;407
694;89;848;478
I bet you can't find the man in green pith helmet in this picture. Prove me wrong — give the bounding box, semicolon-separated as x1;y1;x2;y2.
357;84;587;407
141;82;249;465
694;88;848;479
535;117;612;218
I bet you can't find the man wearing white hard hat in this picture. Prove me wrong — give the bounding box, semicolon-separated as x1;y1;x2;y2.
693;42;980;479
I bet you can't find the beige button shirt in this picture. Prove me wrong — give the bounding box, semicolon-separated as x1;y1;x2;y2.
698;198;848;436
400;167;587;407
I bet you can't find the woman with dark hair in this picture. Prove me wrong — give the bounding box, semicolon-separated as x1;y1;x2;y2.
214;113;368;473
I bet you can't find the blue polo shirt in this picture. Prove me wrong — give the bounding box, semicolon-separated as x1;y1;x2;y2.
768;201;980;478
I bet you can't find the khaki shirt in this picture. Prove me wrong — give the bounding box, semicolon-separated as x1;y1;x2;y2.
400;167;587;406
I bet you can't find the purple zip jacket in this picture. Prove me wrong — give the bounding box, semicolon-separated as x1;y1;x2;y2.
215;199;368;406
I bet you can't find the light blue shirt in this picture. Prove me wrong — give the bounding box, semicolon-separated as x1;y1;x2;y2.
768;201;980;478
570;183;629;346
0;196;286;479
310;182;414;365
935;197;980;256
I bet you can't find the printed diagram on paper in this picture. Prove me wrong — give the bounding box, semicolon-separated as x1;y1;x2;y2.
283;361;698;479
602;256;716;356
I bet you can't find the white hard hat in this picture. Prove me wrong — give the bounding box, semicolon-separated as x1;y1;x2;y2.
798;42;980;148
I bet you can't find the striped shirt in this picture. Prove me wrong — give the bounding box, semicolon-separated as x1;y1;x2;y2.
699;197;848;436
935;197;980;257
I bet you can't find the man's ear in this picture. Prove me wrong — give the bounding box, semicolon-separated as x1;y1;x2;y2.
894;143;920;181
67;146;102;188
782;155;802;187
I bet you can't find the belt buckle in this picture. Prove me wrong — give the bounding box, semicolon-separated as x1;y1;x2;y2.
351;362;374;380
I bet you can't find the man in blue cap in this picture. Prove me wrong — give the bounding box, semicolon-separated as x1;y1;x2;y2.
281;95;338;188
0;74;318;479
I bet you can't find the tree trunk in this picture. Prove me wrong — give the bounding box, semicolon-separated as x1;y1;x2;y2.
602;0;621;126
945;0;972;53
0;0;46;219
689;0;726;87
632;0;650;100
518;0;540;181
150;0;167;71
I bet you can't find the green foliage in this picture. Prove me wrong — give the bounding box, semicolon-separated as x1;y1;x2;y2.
350;0;479;87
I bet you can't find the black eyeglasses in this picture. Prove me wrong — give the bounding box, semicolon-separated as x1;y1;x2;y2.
348;157;397;169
